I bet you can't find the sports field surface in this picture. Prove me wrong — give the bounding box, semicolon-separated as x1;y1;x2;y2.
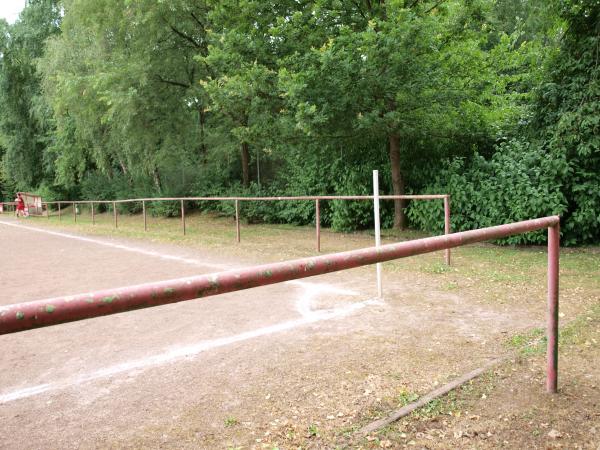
1;213;598;449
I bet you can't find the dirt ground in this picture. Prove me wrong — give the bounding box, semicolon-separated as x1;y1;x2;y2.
0;213;598;449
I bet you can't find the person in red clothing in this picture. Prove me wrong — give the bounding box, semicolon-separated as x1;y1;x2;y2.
15;193;25;217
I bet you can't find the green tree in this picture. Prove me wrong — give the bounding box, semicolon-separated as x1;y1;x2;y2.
198;0;312;187
278;0;527;228
0;0;61;193
532;0;600;243
39;0;212;196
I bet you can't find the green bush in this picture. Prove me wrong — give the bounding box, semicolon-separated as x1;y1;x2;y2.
149;199;181;218
190;141;395;231
408;140;569;245
80;172;117;203
328;163;394;232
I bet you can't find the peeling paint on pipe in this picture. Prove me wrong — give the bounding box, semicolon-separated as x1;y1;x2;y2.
0;216;559;336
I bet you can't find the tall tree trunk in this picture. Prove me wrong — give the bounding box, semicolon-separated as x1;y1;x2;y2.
241;142;250;187
117;157;134;187
389;133;406;229
152;168;162;191
198;107;207;157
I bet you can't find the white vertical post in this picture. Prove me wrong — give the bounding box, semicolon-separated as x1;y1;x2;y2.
373;170;383;298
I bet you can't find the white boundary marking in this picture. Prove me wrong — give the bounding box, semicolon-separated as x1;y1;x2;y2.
0;220;359;296
0;298;383;404
0;219;381;404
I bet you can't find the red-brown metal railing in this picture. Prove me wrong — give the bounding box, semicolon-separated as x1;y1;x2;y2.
5;194;451;260
0;216;560;393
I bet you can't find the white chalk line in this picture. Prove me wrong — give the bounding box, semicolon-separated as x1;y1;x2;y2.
0;220;381;403
0;297;384;404
0;219;360;319
0;220;361;297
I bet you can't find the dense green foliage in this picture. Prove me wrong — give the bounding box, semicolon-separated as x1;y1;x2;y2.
0;0;61;198
0;0;598;244
408;140;569;244
411;0;600;245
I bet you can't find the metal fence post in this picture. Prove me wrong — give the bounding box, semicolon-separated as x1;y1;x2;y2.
181;199;186;235
58;202;61;221
547;222;560;393
316;199;321;252
444;196;451;265
91;202;95;225
143;200;147;231
235;199;240;243
73;202;77;223
113;202;117;228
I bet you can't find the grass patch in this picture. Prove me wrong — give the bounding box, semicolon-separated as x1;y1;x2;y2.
506;304;600;358
223;416;239;427
506;328;546;355
421;262;454;275
307;423;319;438
559;303;600;346
397;388;419;406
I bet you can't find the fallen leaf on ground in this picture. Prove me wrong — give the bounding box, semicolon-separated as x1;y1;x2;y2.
548;429;562;439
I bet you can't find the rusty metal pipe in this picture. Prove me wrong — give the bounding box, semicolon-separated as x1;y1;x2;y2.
547;223;560;393
0;216;559;337
181;199;186;235
143;200;147;231
113;201;117;229
42;195;448;204
316;199;321;252
444;196;451;265
235;200;240;243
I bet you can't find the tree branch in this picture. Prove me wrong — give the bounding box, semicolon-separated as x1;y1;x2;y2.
155;74;191;89
352;0;368;21
425;0;448;14
190;11;205;29
167;23;202;49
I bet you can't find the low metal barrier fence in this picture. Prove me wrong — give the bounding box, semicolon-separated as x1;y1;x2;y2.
0;215;561;393
3;194;451;263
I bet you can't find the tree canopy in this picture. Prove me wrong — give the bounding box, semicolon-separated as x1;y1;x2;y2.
0;0;598;244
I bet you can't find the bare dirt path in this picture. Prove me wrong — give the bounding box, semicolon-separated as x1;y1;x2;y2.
0;217;581;449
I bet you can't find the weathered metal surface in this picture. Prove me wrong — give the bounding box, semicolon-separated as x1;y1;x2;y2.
41;195;450;259
547;222;560;393
444;196;451;265
0;216;559;336
181;199;186;236
42;194;447;204
235;199;240;243
142;200;147;231
315;199;320;252
113;201;117;228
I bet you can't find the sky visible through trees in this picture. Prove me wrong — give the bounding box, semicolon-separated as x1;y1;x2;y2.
0;0;26;24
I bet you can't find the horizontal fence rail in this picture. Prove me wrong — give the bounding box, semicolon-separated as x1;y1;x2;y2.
0;216;560;392
28;194;448;204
